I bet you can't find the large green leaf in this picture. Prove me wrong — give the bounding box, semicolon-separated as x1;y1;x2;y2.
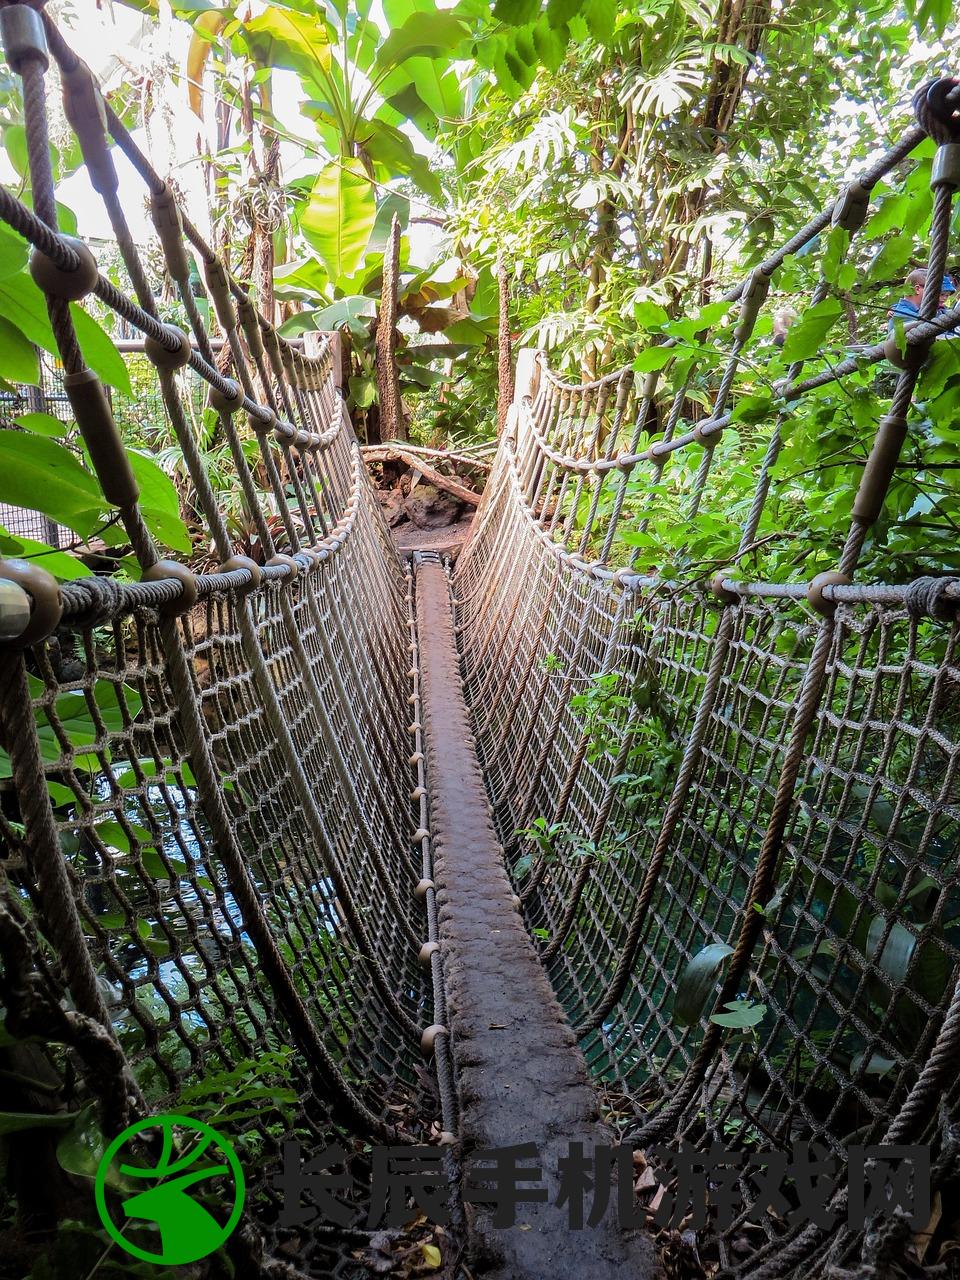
241;7;333;86
125;450;191;553
0;273;130;392
0;529;91;580
780;297;843;363
0;431;107;537
0;316;39;384
14;410;67;437
0;1110;78;1136
301;160;377;283
0;222;28;281
279;294;377;338
672;942;733;1026
373;11;466;72
359;119;443;201
70;305;132;396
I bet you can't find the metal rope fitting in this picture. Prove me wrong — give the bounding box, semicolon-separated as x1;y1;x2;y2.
273;419;296;443
208;378;244;415
806;570;851;616
266;552;299;581
62;368;140;508
62;60;116;197
710;572;739;605
734;267;771;344
280;342;300;389
883;328;928;372
0;577;31;641
418;941;440;969
420;1024;447;1056
262;325;283;364
0;559;62;646
149;184;191;285
414;877;435;900
931;143;960;190
831;180;870;232
852;412;909;525
237;297;264;360
144;325;191;370
30;234;98;301
202;257;237;332
142;559;198;616
0;5;48;72
219;554;261;596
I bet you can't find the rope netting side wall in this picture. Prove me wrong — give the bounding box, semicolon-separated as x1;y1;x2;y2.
0;9;452;1277
454;83;960;1276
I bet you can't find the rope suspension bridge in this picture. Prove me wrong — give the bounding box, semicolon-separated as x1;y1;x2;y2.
1;6;960;1276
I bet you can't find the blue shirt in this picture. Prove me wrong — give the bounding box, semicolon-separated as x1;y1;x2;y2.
888;297;950;331
889;298;921;325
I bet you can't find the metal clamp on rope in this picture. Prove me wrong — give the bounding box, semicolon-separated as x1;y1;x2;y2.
734;267;771;344
831;180;870;232
710;571;739;606
237;298;264;360
202;258;238;333
208;378;244;415
279;342;300;389
0;560;62;647
30;234;98;302
420;1024;447;1057
246;408;273;437
852;413;909;527
144;324;191;370
273;418;297;444
219;555;261;596
807;570;851;617
266;552;299;581
931;143;960;191
0;5;48;72
62;60;117;198
883;324;929;371
149;184;191;286
63;369;140;508
262;325;283;368
142;559;198;616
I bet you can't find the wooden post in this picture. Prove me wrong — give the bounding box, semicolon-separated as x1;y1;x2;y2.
496;253;513;435
376;213;405;442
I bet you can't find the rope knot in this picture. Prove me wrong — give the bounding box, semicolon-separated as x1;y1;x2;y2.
903;574;959;621
61;574;124;629
913;77;960;144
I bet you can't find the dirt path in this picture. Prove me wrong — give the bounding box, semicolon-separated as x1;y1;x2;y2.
414;557;653;1280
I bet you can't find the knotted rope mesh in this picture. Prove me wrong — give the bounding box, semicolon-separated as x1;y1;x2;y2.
454;81;960;1276
0;7;453;1276
3;5;960;1276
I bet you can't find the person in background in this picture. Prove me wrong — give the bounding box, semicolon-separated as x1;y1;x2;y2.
888;268;956;329
772;306;797;347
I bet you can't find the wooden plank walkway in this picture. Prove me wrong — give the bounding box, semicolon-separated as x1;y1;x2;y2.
415;556;654;1279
